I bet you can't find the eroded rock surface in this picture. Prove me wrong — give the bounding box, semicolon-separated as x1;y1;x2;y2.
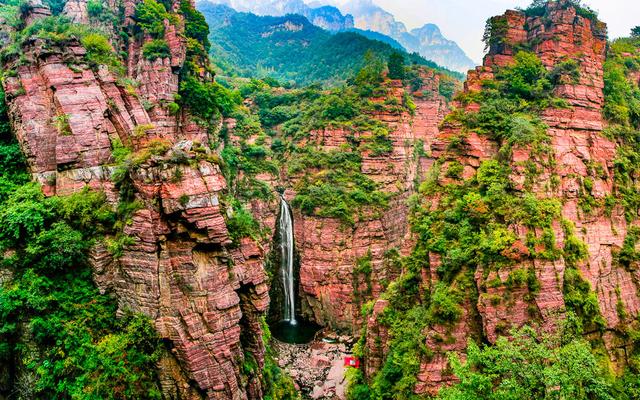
2;1;269;398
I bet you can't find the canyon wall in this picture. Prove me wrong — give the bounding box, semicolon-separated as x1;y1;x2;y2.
1;0;269;398
363;1;640;395
229;72;450;331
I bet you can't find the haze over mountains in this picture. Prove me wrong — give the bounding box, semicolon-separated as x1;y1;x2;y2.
199;0;475;72
198;2;458;86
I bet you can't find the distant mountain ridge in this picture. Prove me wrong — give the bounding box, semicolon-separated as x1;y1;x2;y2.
199;0;475;73
323;0;475;73
200;0;354;31
197;2;460;86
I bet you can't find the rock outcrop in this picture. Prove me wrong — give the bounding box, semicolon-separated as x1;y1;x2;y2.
1;1;269;398
361;1;640;395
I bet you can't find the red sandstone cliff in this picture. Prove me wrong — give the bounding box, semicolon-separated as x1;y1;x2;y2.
1;0;268;398
225;72;450;332
363;1;640;395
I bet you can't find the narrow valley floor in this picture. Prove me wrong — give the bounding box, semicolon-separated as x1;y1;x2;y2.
272;332;355;399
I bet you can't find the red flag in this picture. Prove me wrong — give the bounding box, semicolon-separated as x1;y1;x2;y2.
344;356;360;368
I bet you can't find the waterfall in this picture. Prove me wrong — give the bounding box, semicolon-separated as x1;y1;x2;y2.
279;196;297;325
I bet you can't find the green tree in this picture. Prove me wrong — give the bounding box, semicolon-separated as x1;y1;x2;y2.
387;51;405;80
632;26;640;38
438;325;614;400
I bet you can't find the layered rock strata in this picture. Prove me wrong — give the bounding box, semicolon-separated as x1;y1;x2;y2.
2;1;269;398
363;1;640;395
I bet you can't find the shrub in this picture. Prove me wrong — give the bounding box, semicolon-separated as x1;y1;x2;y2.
135;0;170;37
142;39;171;60
43;0;66;15
179;77;241;120
226;201;262;245
387;51;405;80
497;51;552;100
429;283;462;323
86;0;104;18
439;325;613;400
179;0;210;53
81;32;123;73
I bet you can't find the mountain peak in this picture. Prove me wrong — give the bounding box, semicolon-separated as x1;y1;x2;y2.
199;0;475;72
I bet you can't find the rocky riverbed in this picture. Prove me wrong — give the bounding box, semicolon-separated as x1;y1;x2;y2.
273;332;356;399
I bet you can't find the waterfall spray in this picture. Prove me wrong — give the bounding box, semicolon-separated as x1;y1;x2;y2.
279;196;297;325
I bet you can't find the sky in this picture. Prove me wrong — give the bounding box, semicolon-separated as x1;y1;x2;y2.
325;0;640;64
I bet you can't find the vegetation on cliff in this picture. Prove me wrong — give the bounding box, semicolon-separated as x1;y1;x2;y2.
348;3;640;397
197;2;461;87
219;53;441;225
0;89;163;399
0;0;286;397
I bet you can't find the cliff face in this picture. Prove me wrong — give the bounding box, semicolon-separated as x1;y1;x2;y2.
224;71;450;332
294;76;448;329
1;0;269;398
361;1;640;396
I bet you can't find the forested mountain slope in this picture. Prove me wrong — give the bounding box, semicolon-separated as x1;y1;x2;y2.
198;2;461;86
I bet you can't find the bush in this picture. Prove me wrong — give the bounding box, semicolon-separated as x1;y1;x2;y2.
438;325;613;400
387;51;405;80
135;0;171;37
179;76;242;119
81;32;122;73
179;0;210;53
497;51;552;100
226;202;262;245
86;0;104;18
142;39;171;60
0;151;161;398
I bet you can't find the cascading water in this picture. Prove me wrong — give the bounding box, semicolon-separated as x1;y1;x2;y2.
279;196;297;325
271;195;320;343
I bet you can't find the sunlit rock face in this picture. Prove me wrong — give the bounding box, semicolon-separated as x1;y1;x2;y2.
1;1;269;398
361;1;640;396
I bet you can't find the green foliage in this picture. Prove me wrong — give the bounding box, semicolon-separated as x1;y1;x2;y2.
451;52;557;156
604;42;640;127
438;325;613;400
179;76;242;120
521;0;598;22
371;304;430;399
52;113;71;135
2;15;122;74
387;51;405;80
198;3;461;87
256;322;299;400
483;15;508;51
633;27;640;38
87;0;104;17
142;38;171;60
439;76;457;101
564;268;606;331
411;159;565;283
0;0;20;28
497;51;552;101
0;140;161;397
603;39;640;220
225;199;264;245
43;0;67;15
135;0;171;38
290;147;388;225
180;0;210;53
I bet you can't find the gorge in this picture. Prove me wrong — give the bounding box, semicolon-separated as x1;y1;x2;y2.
1;0;640;399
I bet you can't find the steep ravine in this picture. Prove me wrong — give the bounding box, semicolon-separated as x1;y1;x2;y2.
4;0;640;398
